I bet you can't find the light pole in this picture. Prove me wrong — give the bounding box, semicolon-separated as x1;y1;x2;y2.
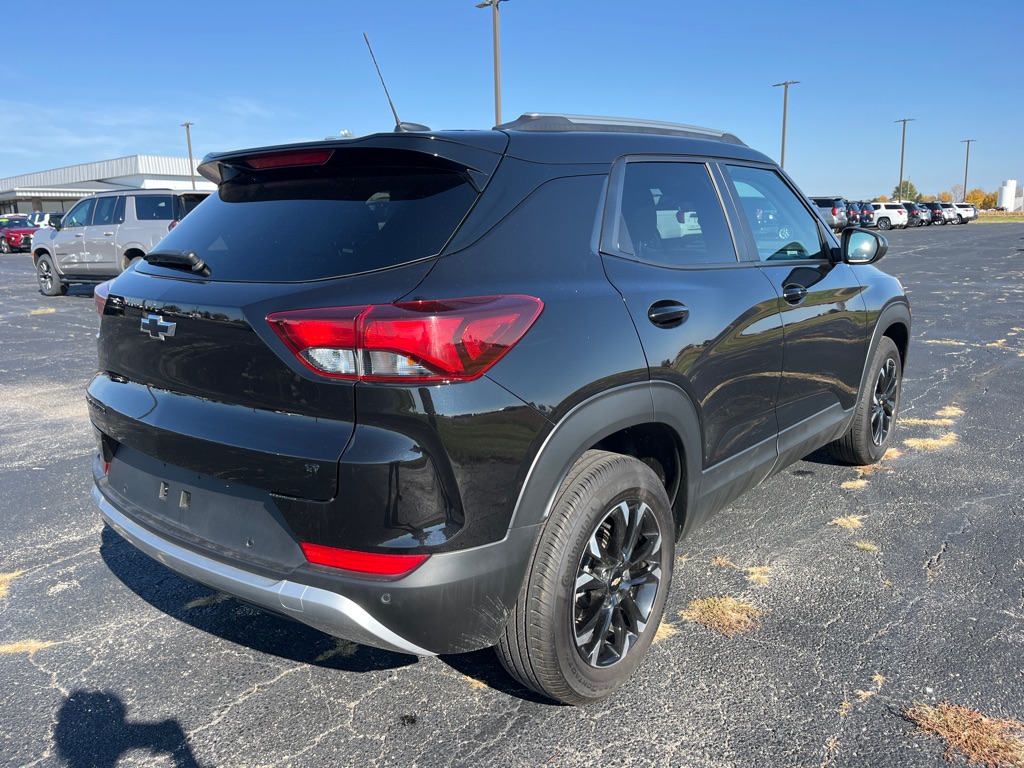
181;121;196;190
772;80;799;169
476;0;507;126
961;139;976;202
895;118;914;201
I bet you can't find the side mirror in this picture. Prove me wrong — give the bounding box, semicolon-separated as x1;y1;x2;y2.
842;227;888;265
51;217;63;231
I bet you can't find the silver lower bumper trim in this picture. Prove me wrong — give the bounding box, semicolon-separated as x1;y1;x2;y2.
93;486;434;657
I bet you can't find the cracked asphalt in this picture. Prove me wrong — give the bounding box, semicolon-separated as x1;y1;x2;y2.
1;224;1022;768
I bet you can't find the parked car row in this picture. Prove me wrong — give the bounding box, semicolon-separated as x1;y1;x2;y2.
809;197;978;233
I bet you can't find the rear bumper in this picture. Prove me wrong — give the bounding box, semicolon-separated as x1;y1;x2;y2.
93;477;540;655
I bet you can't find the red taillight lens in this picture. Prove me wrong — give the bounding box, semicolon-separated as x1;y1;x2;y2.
831;207;838;216
244;149;333;170
94;280;111;316
300;542;428;576
267;295;543;382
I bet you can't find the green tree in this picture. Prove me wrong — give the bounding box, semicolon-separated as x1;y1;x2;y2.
892;180;920;202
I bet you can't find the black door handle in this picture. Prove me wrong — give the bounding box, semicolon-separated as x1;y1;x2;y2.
782;284;808;304
647;300;689;328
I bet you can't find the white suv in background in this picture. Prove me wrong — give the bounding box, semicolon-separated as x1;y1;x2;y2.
31;188;209;296
871;202;909;230
953;202;978;223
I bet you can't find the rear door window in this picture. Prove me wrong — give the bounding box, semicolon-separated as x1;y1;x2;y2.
152;151;479;282
613;161;738;265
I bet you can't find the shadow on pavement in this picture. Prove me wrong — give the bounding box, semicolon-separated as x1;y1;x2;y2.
54;690;204;768
99;525;416;674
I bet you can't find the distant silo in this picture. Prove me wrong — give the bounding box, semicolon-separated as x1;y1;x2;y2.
998;180;1018;211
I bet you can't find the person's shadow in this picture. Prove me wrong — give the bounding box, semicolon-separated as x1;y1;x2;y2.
54;690;204;768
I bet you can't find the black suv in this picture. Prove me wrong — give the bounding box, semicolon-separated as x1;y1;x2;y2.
89;114;910;705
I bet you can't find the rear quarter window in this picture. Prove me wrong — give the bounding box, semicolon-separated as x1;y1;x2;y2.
134;196;175;221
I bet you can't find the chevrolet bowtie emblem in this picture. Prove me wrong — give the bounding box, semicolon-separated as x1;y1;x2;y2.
141;314;176;341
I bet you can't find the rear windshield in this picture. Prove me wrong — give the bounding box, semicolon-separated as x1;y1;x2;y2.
150;152;478;282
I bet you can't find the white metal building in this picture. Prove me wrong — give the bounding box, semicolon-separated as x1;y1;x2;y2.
997;179;1023;212
0;156;215;215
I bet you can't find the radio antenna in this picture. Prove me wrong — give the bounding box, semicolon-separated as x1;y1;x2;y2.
363;33;430;133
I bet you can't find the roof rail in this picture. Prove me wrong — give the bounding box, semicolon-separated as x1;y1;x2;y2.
496;113;746;146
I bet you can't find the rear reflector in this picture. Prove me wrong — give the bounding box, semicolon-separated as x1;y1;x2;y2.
243;149;333;170
301;543;428;576
268;295;543;382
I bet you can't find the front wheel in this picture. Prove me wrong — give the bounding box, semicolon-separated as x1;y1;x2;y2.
828;337;902;465
877;217;891;231
0;237;10;254
36;255;67;296
497;451;674;705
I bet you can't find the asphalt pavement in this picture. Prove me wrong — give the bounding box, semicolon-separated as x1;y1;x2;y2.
1;223;1022;768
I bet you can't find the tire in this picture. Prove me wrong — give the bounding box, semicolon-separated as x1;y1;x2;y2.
36;255;67;297
497;450;674;705
828;336;902;465
956;215;964;224
877;217;891;231
0;237;10;254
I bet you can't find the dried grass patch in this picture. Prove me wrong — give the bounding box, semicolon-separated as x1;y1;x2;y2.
745;566;772;586
901;418;955;427
830;515;866;530
653;622;679;644
936;406;964;418
905;702;1024;767
853;540;880;553
0;571;25;599
841;479;869;490
925;340;967;346
680;597;762;638
710;556;737;568
0;640;54;655
905;433;959;451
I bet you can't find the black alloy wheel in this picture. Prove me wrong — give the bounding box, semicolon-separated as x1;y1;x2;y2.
828;336;902;465
497;450;674;705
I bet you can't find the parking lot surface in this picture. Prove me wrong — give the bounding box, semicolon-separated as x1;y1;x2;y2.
2;224;1022;767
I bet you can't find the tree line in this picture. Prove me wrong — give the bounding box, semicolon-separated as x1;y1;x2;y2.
875;181;999;208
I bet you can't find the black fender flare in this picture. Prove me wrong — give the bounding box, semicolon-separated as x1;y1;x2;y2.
508;381;703;531
856;299;911;402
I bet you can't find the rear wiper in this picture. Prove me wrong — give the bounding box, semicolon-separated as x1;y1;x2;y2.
143;249;211;277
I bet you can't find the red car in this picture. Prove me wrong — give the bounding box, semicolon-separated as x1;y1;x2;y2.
0;215;37;254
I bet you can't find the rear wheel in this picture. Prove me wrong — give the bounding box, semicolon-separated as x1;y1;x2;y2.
828;337;901;465
497;450;674;705
877;217;891;231
36;255;68;296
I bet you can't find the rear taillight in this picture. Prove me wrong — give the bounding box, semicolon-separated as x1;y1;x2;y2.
832;207;839;216
300;542;428;576
94;280;111;316
268;295;544;382
270;294;544;382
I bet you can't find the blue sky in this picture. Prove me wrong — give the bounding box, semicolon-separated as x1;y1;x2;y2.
3;1;1021;201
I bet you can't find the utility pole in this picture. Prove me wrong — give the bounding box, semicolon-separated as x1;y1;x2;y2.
475;0;507;126
895;118;915;201
772;80;799;169
961;139;976;202
181;121;196;190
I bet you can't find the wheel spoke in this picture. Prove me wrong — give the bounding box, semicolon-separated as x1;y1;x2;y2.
575;568;604;594
587;607;615;666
